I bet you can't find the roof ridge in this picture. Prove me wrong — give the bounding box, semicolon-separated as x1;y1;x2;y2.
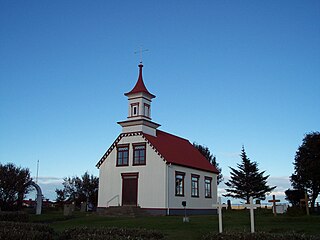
143;130;219;174
156;129;190;142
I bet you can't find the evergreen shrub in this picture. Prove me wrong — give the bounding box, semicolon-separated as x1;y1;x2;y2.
0;211;29;222
59;227;164;240
202;232;320;240
286;206;306;216
0;221;54;240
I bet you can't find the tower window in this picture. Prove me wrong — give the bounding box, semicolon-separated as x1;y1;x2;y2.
144;104;150;117
131;103;139;117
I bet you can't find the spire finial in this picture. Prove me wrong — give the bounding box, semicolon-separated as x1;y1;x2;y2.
124;60;155;99
134;46;149;63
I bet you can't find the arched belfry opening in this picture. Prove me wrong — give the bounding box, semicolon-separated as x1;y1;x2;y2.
28;181;43;215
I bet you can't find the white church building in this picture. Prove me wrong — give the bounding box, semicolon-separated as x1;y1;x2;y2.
96;63;219;215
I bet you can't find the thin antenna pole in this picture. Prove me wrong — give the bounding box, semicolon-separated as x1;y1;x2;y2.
36;160;39;184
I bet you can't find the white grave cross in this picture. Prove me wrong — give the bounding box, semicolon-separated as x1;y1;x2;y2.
212;197;227;233
243;197;260;233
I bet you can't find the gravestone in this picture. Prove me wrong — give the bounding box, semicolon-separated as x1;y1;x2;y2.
275;204;287;214
71;202;75;212
243;197;260;233
268;195;280;216
212;197;227;233
63;204;73;216
300;193;310;215
80;202;87;212
227;200;232;210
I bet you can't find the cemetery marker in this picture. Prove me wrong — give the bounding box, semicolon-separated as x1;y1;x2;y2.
300;193;310;216
243;196;260;233
268;195;280;216
212;197;227;233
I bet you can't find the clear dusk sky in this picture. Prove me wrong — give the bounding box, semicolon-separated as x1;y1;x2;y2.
1;0;319;202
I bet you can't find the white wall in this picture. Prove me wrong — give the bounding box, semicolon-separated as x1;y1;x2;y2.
98;134;166;208
167;164;218;209
121;124;156;136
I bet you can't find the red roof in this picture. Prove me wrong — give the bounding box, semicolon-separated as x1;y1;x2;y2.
125;64;155;98
143;130;219;173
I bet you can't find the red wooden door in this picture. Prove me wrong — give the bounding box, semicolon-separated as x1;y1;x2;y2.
121;173;138;206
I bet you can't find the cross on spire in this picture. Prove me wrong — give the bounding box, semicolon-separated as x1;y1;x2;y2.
134;46;149;63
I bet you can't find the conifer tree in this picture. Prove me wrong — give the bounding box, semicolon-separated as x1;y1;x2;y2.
224;146;276;203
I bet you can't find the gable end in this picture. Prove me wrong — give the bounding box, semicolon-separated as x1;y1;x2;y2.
96;131;161;168
96;133;122;168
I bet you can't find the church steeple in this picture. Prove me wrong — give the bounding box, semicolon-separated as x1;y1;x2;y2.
124;63;156;120
125;63;155;99
118;63;160;136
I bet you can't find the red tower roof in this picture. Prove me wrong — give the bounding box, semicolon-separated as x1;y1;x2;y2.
125;64;155;98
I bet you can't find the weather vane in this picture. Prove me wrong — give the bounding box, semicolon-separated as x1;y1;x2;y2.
134;46;149;63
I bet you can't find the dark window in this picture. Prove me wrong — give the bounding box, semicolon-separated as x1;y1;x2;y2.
144;104;150;117
133;143;146;165
117;145;129;166
205;177;212;198
175;172;185;196
131;103;139;116
191;175;200;197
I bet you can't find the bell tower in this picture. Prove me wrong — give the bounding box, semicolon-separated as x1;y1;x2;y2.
118;63;160;136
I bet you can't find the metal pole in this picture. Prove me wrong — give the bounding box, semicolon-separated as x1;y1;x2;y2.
36;160;39;183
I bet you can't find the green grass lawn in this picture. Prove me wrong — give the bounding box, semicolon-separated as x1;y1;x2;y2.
29;209;320;240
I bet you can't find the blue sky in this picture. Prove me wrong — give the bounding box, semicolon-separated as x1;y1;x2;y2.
1;0;319;202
